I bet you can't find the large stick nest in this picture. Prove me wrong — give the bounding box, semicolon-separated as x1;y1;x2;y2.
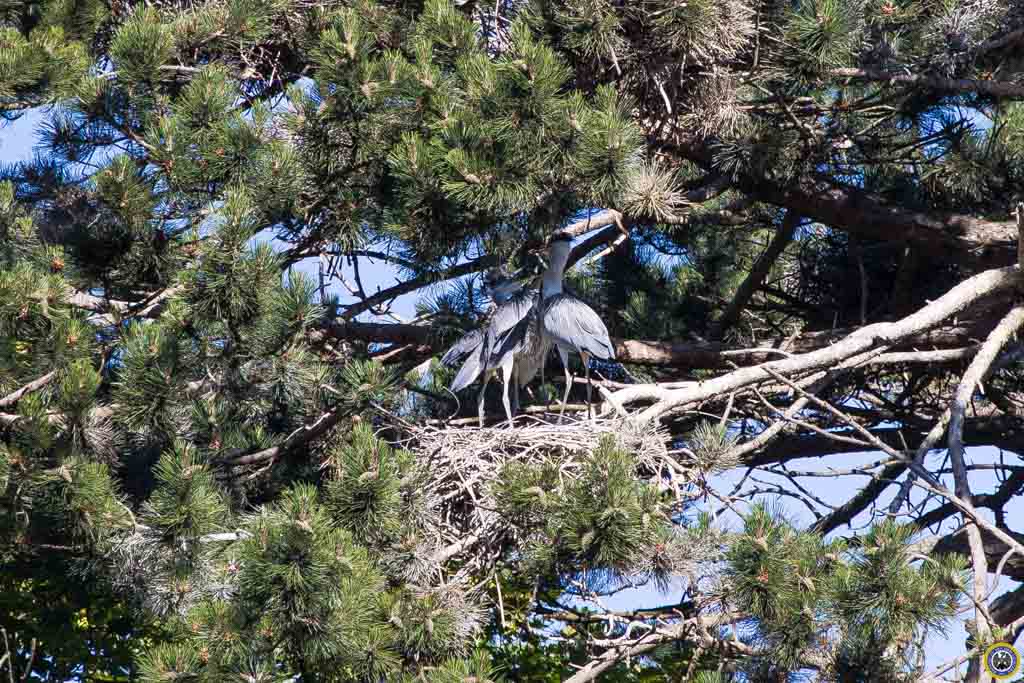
376;414;712;572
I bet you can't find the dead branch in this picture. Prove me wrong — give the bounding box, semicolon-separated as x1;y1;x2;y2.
620;266;1022;423
946;304;1024;644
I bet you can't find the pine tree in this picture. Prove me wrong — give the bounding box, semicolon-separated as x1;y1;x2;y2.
3;0;1024;681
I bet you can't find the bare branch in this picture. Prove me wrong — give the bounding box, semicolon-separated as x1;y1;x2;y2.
947;304;1024;644
338;256;494;321
626;266;1022;423
831;67;1024;100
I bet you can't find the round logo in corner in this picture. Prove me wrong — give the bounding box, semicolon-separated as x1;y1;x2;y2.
984;642;1021;680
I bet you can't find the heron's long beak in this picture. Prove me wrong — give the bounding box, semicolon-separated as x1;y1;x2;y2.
510;256;544;283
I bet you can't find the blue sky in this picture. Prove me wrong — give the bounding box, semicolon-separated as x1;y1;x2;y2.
3;105;1020;678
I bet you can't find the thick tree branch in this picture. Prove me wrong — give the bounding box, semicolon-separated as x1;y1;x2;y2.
312;316;992;370
626;266;1023;422
666;136;1019;268
831;67;1024;100
709;211;798;338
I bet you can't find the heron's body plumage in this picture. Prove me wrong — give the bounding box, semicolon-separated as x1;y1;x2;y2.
493;296;552;388
539;293;615;362
440;328;484;367
449;286;532;394
535;237;615;419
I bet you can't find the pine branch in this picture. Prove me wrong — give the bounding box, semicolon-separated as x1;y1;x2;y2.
709;211;798;339
221;406;346;467
313;316;995;370
946;304;1024;643
664;135;1021;270
0;372;57;410
831;67;1024;100
626;266;1023;423
759;366;1024;582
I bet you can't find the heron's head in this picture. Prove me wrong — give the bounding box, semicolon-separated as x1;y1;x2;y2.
482;267;527;302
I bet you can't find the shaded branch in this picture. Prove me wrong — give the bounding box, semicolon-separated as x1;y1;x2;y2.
666;136;1019;269
0;372;57;410
831;67;1024;99
709;210;798;338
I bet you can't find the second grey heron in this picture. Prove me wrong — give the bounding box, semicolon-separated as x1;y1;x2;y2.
490;289;552;426
449;267;536;427
536;232;616;419
440;272;522;368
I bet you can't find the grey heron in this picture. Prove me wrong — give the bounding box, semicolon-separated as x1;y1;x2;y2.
440;272;522;368
536;232;615;419
489;289;552;426
449;267;536;427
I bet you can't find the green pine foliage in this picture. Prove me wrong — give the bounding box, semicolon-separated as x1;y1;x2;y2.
2;0;1010;679
494;436;686;591
726;504;965;676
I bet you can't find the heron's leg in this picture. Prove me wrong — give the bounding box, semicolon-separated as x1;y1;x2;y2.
581;351;592;420
558;347;573;423
511;371;520;416
477;372;491;428
500;362;514;428
541;356;549;410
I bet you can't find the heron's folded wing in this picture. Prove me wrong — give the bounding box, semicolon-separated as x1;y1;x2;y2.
440;328;484;366
541;295;615;360
449;342;486;393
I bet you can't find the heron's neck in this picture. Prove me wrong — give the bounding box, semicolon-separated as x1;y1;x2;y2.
542;242;570;298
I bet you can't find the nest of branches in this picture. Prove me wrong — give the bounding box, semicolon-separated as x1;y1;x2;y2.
408;414;671;471
378;413;705;573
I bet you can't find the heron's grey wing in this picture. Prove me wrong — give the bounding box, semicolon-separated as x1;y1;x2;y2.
491;310;532;369
449;341;486;393
488;288;534;339
478;289;535;370
440;328;484;367
511;311;550;387
541;294;616;360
